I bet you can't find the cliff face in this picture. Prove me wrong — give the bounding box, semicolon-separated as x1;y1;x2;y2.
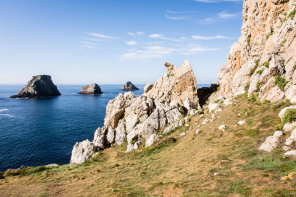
214;0;296;103
71;61;200;164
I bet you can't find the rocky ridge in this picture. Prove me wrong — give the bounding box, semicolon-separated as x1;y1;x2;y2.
79;83;103;95
210;0;296;104
10;75;61;98
70;60;200;164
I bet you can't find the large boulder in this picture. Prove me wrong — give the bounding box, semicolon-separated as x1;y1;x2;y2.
121;81;139;91
79;83;103;95
10;75;61;98
70;139;96;164
146;60;199;110
259;131;283;152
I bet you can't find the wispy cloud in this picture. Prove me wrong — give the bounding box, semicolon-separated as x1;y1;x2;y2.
128;32;144;37
218;11;241;19
120;44;219;60
89;33;116;39
125;41;137;46
149;34;187;42
192;35;232;40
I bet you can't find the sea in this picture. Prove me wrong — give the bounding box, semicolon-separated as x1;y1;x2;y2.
0;84;209;172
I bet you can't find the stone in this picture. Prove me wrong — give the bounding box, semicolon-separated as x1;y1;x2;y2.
166;108;182;124
106;127;115;144
70;139;96;164
213;0;296;103
218;124;226;132
146;60;199;109
145;134;159;147
126;113;139;132
238;120;246;125
196;129;200;134
283;122;296;132
104;92;135;129
93;127;107;149
284;150;296;158
202;119;209;125
285;128;296;147
259;131;283;152
10;75;61;98
79;83;103;95
144;84;153;93
115;122;126;145
121;81;139;91
180;132;186;136
46;163;59;167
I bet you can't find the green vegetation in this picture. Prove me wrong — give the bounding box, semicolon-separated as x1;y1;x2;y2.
266;28;274;39
282;39;287;46
2;95;296;196
248;93;261;105
249;60;260;76
256;82;262;92
247;34;251;45
260;62;269;68
256;69;263;75
275;75;289;91
287;8;296;20
276;108;296;130
294;65;296;70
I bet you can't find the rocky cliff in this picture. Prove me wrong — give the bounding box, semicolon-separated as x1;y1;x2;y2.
10;75;61;98
211;0;296;103
70;60;199;164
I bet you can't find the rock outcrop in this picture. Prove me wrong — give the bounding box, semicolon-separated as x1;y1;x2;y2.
121;81;139;91
210;0;296;104
70;60;200;164
79;83;103;95
10;75;61;98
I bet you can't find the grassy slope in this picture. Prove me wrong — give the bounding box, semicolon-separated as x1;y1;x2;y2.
1;96;296;197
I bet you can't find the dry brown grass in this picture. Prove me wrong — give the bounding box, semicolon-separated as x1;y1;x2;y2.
1;96;296;197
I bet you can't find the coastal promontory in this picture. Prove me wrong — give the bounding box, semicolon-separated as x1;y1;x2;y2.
121;81;139;91
10;75;61;98
79;83;103;95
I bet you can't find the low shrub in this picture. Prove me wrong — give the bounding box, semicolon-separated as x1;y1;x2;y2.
275;76;288;91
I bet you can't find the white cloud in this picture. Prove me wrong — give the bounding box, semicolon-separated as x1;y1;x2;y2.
149;34;186;42
192;35;232;40
120;44;219;60
165;14;188;20
128;32;144;37
218;11;241;19
89;33;116;39
125;41;137;45
82;45;97;49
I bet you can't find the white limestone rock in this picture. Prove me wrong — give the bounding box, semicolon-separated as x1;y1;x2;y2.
70;139;96;164
259;131;283;152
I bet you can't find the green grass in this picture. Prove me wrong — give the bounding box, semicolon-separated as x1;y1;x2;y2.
256;70;263;75
275;108;296;130
275;75;289;91
256;82;262;92
287;8;296;20
260;62;269;68
249;60;260;76
248;93;261;105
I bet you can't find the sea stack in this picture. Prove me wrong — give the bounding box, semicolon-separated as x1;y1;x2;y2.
121;81;139;91
79;83;103;95
10;75;61;98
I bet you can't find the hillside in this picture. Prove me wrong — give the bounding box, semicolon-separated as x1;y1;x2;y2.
1;96;296;196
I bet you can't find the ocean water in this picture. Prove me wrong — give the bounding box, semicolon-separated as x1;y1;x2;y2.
0;84;209;172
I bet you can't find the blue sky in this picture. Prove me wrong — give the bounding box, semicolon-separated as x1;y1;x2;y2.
0;0;243;85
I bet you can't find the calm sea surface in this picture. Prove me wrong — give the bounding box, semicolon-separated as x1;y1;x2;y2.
0;84;209;172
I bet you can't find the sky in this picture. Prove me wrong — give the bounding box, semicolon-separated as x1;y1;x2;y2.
0;0;244;85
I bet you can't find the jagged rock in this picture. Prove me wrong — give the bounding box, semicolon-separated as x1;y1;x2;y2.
70;139;95;164
212;1;296;103
284;128;296;148
115;121;126;145
104;92;135;129
121;81;139;91
283;122;296;132
284;150;296;158
259;131;283;152
10;75;61;98
106;127;115;144
93;127;108;150
218;124;226;132
144;84;153;93
79;83;103;95
166;107;183;124
147;60;199;109
197;83;219;107
238;120;246;125
145;134;159;147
